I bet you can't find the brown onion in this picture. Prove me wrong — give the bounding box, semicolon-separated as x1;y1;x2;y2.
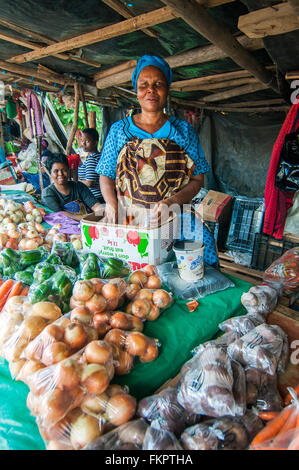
42;342;71;366
135;288;153;302
70;413;102;449
142;264;157;277
17;360;45;379
131;316;144;332
85;294;107;314
128;271;148;287
89;278;104;294
70;296;86;310
72;280;95;302
146;275;162;290
81;392;108;415
42;324;64;342
114;350;134;375
102;282;119;301
152;289;171;308
110;312;132;330
147;303;160;321
81;364;110;395
139;342;159;363
131;299;151;319
41;388;73;425
70;307;93;325
54;360;81;389
63;323;87;350
29;302;62;321
125;283;141;300
125;332;148;356
84;341;112;365
104;328;126;349
105;394;136;426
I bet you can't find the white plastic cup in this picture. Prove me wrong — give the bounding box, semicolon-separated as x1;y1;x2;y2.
173;240;205;281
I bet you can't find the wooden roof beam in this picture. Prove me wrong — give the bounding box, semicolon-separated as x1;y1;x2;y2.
95;35;263;89
172;97;289;113
201;83;269;102
174;77;259;92
288;0;299;19
238;2;299;38
7;7;177;65
161;0;279;93
101;0;159;38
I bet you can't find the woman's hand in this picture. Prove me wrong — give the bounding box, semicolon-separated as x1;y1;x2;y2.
150;200;171;226
103;202;118;224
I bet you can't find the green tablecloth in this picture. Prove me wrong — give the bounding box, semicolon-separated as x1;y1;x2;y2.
0;273;253;450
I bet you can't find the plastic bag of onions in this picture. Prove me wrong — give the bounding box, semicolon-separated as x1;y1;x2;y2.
37;384;137;450
1;301;62;377
17;308;99;379
70;278;127;314
126;287;173;322
92;310;144;338
104;328;160;375
23;340;117;429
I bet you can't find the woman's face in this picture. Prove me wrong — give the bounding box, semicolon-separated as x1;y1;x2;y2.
51;162;69;186
82;133;97;153
136;66;168;113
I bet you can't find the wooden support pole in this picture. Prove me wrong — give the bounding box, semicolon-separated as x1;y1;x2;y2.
79;84;89;128
161;0;279;93
7;7;177;65
88;111;97;129
66;83;80;156
95;35;263;89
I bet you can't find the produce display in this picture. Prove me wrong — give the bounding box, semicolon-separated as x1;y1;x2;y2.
142;424;183;450
241;284;279;316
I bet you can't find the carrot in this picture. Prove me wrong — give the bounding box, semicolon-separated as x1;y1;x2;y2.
250;407;293;448
0;279;3;288
20;286;29;296
0;279;15;311
6;281;23;300
284;384;299;405
271;411;298;449
288;429;299;450
258;411;280;421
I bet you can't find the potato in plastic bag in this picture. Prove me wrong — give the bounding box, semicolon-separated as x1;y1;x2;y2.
138;387;200;436
245;367;282;411
83;418;148;450
142;422;183;450
241;284;279;317
219;311;265;336
177;344;245;418
227;323;288;376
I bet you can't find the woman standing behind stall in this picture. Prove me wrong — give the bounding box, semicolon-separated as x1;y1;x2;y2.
78;128;104;203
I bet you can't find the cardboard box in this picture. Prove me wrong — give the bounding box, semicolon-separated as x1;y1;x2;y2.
195;190;233;250
80;209;178;271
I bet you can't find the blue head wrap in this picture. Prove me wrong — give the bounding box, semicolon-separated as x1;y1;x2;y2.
132;55;173;91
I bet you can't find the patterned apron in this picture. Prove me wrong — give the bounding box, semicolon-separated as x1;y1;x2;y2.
115;137;195;208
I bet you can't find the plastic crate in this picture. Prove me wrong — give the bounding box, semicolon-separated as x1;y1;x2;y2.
251;233;298;271
225;196;264;254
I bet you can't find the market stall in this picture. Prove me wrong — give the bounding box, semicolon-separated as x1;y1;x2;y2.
0;0;298;454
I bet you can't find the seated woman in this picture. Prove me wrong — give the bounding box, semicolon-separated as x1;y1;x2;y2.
78;128;104;203
41;153;103;221
96;55;210;225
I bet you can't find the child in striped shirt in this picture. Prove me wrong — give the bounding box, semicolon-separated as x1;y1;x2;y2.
78;128;104;203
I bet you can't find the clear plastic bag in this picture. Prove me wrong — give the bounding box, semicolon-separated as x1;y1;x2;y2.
104;328;160;375
227;324;288;376
83;418;149;450
250;387;299;450
241;284;279;317
245;367;283;412
23;340;134;433
219;311;265;336
1;301;62;372
38;384;136;450
92;311;144;338
142;423;183;450
18;312;98;376
138;387;199;436
177;344;246;418
156;262;235;300
263;247;299;294
70;278;127;315
50;240;80;268
0;296;31;355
